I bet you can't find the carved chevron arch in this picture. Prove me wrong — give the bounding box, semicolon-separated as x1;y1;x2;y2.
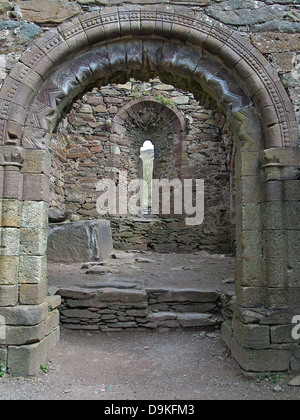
0;5;298;149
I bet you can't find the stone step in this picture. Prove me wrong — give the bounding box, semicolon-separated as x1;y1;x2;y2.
146;288;221;314
146;288;220;303
147;311;219;329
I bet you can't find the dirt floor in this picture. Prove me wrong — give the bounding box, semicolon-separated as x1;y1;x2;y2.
47;250;237;293
0;251;299;401
0;329;299;400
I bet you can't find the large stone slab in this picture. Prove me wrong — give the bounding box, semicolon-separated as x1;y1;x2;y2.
17;0;81;24
47;220;113;263
156;289;219;303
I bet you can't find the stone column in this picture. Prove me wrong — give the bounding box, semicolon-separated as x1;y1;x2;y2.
223;146;300;374
0;147;60;376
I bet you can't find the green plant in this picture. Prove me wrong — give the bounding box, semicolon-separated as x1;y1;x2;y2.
258;373;283;384
0;362;6;378
154;94;175;107
40;364;50;374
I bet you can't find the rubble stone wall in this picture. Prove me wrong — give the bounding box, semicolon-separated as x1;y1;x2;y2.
50;78;234;253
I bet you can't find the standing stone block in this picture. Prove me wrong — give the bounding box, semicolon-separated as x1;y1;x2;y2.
19;255;47;284
20;228;48;256
23;149;51;176
47;220;113;262
0;256;19;285
233;317;270;349
3;169;23;200
231;337;290;373
23;173;50;201
21;201;48;229
0;322;47;346
19;281;47;305
0;285;18;307
0;302;48;326
0;199;21;228
0;227;20;256
7;337;49;376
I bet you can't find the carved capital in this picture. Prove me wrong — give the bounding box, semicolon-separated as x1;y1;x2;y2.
0;146;25;168
260;148;300;181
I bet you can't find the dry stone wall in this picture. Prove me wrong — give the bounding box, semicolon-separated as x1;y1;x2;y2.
57;285;226;332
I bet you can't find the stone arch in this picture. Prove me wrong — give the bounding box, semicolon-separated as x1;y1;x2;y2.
0;5;299;376
110;96;187;180
0;7;298;149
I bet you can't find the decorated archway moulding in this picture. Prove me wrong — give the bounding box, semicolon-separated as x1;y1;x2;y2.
0;5;298;152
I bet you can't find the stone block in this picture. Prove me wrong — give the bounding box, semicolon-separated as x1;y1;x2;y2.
147;312;177;323
47;325;60;354
221;320;233;350
157;289;219;303
99;288;147;303
19;282;48;305
0;321;47;346
0;347;7;366
46;310;60;335
47;220;113;263
177;313;216;328
61;309;100;319
17;0;81;24
235;176;262;205
263;258;285;288
235;203;262;232
271;324;295;344
236;230;262;260
23;149;51;176
3;169;23;200
0;199;21;228
23;173;50;201
45;295;61;310
251;32;300;54
19;255;47;284
233;317;270;349
235;285;266;308
57;287;96;300
21;201;48;229
236;257;264;288
0;256;19;285
0;302;48;326
20;228;48;257
231;337;290;373
0;227;20;256
0;285;18;307
7;337;49;376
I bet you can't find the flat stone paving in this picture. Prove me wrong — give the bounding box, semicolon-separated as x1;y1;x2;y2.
48;250;236;295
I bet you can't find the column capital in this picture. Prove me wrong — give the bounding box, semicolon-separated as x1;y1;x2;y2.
0;146;24;169
260;147;300;181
